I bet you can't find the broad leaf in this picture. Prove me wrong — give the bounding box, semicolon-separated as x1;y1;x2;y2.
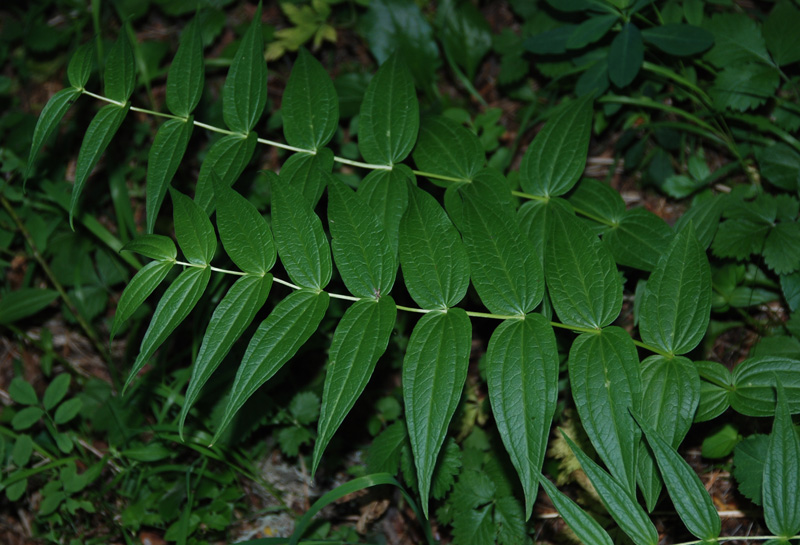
399;183;470;309
26;88;81;180
569;327;642;495
608;23;644;87
520;95;593;197
194;132;257;214
70;103;130;226
166;18;204;117
695;360;733;422
358;54;419;165
0;288;59;325
403;308;471;518
123;266;211;393
358;166;411;260
764;2;800;67
270;174;332;290
734;434;769;505
674;194;725;249
214;289;329;442
214;175;275;274
121;234;176;261
439;0;492;81
328;176;396;298
605;207;674;271
545;204;622;328
313;297;396;474
367;421;407;474
730;356;800;416
110;260;174;339
538;476;614;545
703;13;771;68
564;433;658;545
412;116;484;183
146;118;193;233
517;197;573;267
756;143;800;192
171;188;216;266
487;315;558;520
567;178;626;225
43;375;70;412
566;15;618;50
222;4;267;133
67;41;94;89
279;149;334;208
283;48;338;150
641;24;713;56
180;274;272;437
764;221;800;275
105;33;135;103
763;381;800;537
710;63;780;112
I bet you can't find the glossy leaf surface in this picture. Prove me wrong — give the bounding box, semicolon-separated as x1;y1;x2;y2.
105;33;135;103
358;166;411;260
27;88;81;179
538;476;614;545
222;5;267;133
763;381;800;537
146;118;193;233
166;19;204;117
412;116;484;182
195;132;257;214
279;149;334;208
283;48;338;150
111;260;174;339
730;356;800;416
605;208;674;271
171;189;216;265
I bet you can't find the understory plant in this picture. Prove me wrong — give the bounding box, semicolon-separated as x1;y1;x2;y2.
12;0;800;543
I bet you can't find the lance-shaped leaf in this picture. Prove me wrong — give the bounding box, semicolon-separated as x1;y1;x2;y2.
70;103;130;227
412;116;484;183
538;476;614;545
214;175;275;274
403;308;471;518
283;48;338;150
171;189;216;265
328;176;396;298
399;184;470;309
563;432;659;545
105;32;136;103
313;297;396;474
604;208;674;271
640;225;711;355
123;266;211;393
146;118;193;233
279;149;334;208
214;289;329;442
222;4;267;133
111;261;174;339
637;355;700;511
358;166;411;260
180;274;272;438
487;315;558;520
68;41;94;89
166;18;204;118
545;204;622;328
569;327;642;496
608;23;644;87
0;289;58;326
121;234;176;261
195;132;257;214
270;174;332;289
641;24;713;56
26;87;81;180
458;170;542;315
763;381;800;537
520;95;593;197
359;54;419;165
633;412;721;541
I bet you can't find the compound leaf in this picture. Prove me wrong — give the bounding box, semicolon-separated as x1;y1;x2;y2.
111;260;174;339
195;132;257;214
763;381;800;537
166;18;204;117
283;48;338;150
171;188;216;266
222;4;267;133
146;117;193;233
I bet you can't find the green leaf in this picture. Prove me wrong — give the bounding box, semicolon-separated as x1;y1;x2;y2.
222;4;267;133
733;434;769;505
290;392;320;426
358;53;419;165
637;355;700;511
674;194;725;249
278;149;334;208
567;178;626;225
121;234;177;261
43;374;71;412
764;222;800;274
12;407;44;430
711;63;780;112
764;2;800;67
633;412;721;541
439;0;492;81
313;297;396;474
517;197;573;268
367;421;407;474
563;432;659;545
458;170;542;315
763;381;800;537
12;434;33;466
146;118;193;233
730;356;800;416
569;327;642;495
179;274;272;436
328;176;396;298
695;360;733;422
487;315;558;520
399;184;470;309
520;96;593;197
283;48;338;150
0;288;59;325
756;143;800;192
703;13;772;68
641;24;713;56
270;173;332;290
640;225;711;355
67;41;94;89
214;176;275;274
54;397;82;424
166;18;204;117
9;378;38;406
123;266;211;393
215;289;329;443
605;208;674;271
412;116;484;183
70;103;130;227
403;308;471;518
702;424;741;459
105;33;136;103
110;261;174;339
194;132;257;214
608;23;644;87
566;14;618;49
171;188;216;266
432;438;462;499
712;219;771;260
26;87;81;180
538;476;614;545
494;496;526;545
545;204;622;328
358;166;411;260
782;272;800;312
